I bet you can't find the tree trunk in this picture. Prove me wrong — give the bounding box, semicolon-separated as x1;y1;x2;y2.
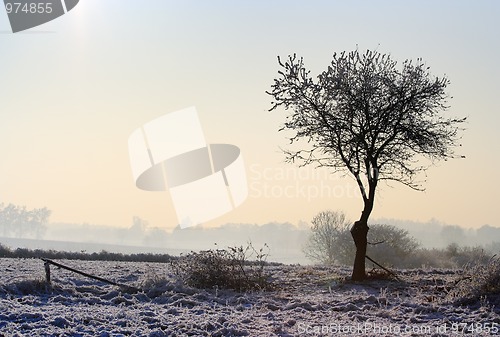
351;220;369;281
351;169;377;281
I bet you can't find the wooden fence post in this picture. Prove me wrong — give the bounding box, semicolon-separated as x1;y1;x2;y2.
40;258;141;293
44;261;51;284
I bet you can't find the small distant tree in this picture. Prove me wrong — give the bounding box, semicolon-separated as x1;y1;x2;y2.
303;210;351;265
268;49;466;280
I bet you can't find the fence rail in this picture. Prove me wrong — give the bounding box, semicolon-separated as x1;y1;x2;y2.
41;258;141;293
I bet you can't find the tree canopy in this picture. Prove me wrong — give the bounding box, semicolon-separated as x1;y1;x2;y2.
269;50;465;196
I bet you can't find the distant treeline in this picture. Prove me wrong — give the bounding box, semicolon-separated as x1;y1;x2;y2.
0;243;177;263
0;203;50;239
45;218;500;253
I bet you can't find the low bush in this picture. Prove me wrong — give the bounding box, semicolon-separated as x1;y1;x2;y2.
405;244;494;269
171;243;273;292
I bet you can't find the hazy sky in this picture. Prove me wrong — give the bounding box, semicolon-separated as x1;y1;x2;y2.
1;1;499;231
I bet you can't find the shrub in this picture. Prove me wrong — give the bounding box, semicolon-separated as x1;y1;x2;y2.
445;243;490;267
404;248;455;269
446;255;500;304
366;224;420;268
405;244;494;269
0;243;12;257
170;243;272;292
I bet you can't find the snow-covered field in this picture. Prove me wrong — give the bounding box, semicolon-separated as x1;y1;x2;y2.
1;258;499;336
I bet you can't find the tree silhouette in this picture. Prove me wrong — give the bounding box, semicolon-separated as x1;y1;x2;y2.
268;49;466;280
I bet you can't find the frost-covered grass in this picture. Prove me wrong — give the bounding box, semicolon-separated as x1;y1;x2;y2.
1;258;499;336
446;255;500;305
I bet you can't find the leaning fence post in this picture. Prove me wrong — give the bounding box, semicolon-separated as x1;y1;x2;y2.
44;261;51;284
40;258;141;293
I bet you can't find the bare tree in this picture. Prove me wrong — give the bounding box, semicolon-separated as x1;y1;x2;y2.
303;210;351;265
268;49;465;280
